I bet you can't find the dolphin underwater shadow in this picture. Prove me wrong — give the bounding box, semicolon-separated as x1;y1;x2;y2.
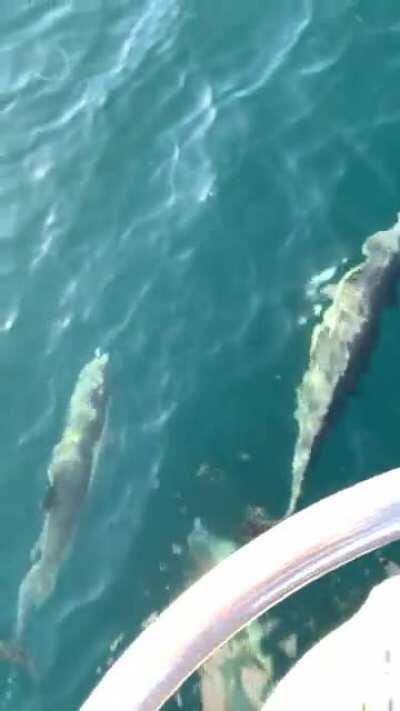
16;350;109;641
287;214;400;517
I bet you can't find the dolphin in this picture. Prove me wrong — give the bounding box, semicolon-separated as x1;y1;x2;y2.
16;350;109;639
187;520;274;710
287;215;400;516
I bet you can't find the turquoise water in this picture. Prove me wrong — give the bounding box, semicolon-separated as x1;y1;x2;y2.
2;1;400;708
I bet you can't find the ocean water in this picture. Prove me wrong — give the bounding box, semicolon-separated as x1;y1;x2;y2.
2;1;400;708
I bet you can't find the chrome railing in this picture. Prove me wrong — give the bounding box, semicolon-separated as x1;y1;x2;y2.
81;467;400;710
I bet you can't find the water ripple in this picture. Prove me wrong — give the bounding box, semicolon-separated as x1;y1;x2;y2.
216;0;311;106
161;80;217;208
112;0;180;78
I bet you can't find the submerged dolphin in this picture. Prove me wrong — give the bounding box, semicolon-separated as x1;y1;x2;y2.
287;215;400;516
187;520;274;710
16;350;109;638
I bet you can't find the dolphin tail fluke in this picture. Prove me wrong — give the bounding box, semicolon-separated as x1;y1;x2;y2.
285;455;308;518
285;492;297;519
285;493;298;519
0;640;38;682
16;561;56;640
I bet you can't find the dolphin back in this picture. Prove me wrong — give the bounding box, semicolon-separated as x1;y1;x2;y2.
16;350;109;639
288;215;400;516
